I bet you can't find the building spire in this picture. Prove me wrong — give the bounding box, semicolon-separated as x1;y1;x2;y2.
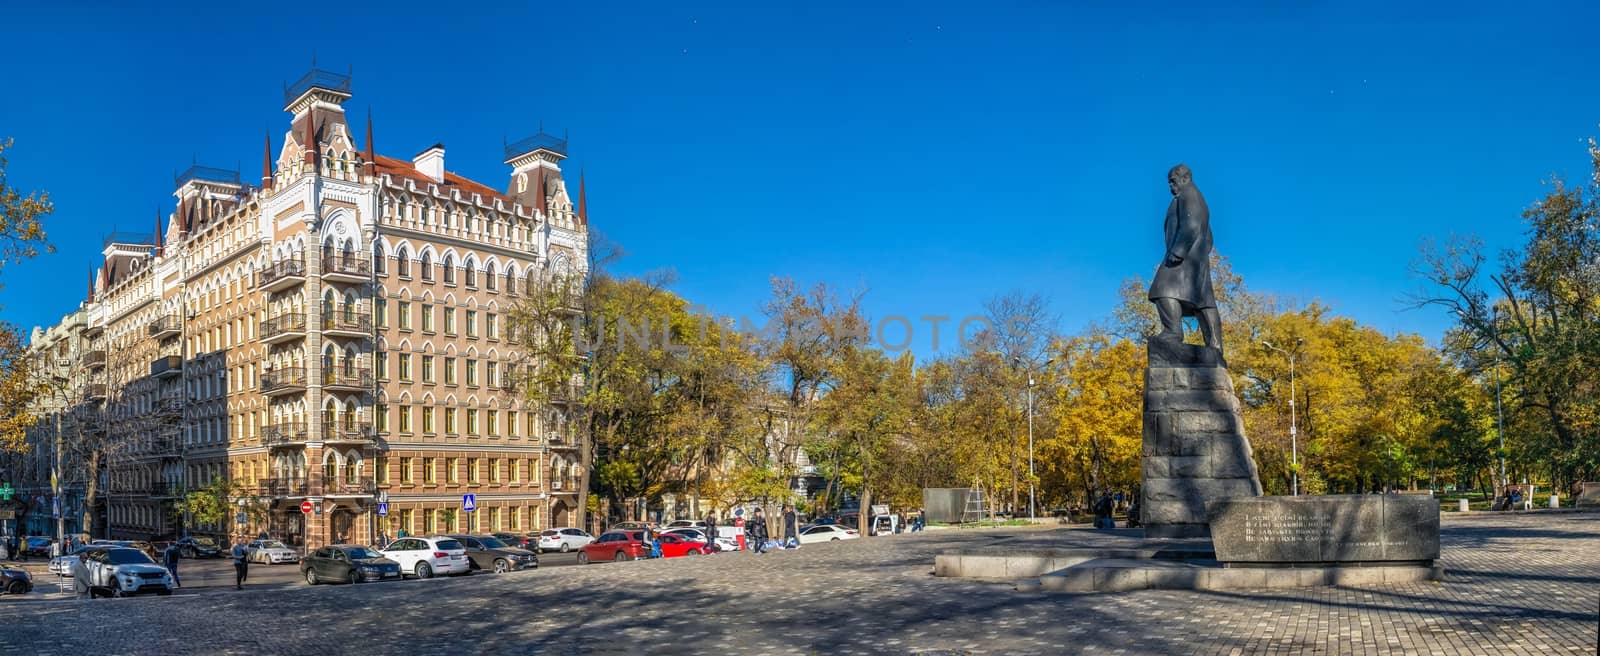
261;131;274;189
533;166;547;214
302;114;318;167
87;268;95;302
577;169;587;224
363;107;376;176
153;206;164;257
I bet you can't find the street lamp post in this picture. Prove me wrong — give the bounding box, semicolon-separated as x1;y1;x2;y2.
1014;357;1054;521
1262;340;1302;496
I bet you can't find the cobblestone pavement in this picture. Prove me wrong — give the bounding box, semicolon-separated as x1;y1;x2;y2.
0;513;1595;655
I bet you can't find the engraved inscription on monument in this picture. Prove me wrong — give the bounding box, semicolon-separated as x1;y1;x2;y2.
1210;495;1439;564
1242;512;1331;544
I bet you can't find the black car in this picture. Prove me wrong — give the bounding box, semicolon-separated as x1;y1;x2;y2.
0;564;32;595
446;535;537;573
177;536;224;559
300;545;402;585
490;532;533;550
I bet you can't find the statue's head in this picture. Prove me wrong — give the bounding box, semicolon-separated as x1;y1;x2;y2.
1168;163;1193;196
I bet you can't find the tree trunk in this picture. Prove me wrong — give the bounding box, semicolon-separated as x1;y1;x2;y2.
858;487;872;536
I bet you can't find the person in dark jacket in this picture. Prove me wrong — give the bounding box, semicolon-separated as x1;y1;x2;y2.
782;505;799;548
703;514;719;552
747;509;770;554
163;542;183;588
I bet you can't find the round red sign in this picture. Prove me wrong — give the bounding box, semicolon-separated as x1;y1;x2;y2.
300;499;313;514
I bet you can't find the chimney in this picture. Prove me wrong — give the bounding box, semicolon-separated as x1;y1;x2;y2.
414;144;445;183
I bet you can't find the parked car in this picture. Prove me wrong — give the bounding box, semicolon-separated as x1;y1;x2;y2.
247;540;301;565
23;536;53;557
177;536;224;559
653;533;709;558
300;545;402;585
489;532;534;550
798;524;861;544
662;519;707;530
379;536;470;579
659;527;740;552
75;547;175;597
0;564;33;595
607;521;657;532
577;530;650;565
446;535;537;573
536;527;595;553
50;542;113;577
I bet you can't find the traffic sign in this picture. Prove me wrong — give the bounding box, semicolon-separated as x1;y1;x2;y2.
377;502;389;516
462;494;476;512
236;512;248;525
300;499;314;514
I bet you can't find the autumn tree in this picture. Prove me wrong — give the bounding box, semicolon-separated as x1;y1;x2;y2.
0;138;54;454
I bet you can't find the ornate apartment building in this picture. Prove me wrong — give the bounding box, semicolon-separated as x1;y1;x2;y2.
44;68;589;547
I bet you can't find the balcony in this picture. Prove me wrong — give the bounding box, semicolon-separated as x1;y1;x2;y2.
151;355;182;378
261;313;308;344
149;481;184;498
153;398;183;418
327;422;374;443
85;383;106;401
257;477;310;498
150;432;181;456
321;254;371;283
84;350;106;369
322;311;372;338
321;475;377;497
323;367;372;392
548;435;579;450
257;259;306;292
261;367;308;396
261;422;309;446
147;316;181;339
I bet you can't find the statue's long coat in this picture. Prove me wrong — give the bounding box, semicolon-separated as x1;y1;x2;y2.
1148;183;1217;309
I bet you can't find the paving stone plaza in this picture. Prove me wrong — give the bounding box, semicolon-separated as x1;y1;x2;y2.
0;512;1594;654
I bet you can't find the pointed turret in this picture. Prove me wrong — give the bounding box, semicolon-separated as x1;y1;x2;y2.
577;171;587;225
302;114;318;166
153;207;164;258
261;131;274;189
363;108;375;175
87;269;95;302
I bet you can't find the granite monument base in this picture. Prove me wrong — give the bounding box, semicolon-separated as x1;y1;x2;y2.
1141;338;1264;539
1207;495;1440;565
1575;482;1600;508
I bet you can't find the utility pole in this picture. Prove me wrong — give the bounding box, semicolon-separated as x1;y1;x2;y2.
1263;340;1303;496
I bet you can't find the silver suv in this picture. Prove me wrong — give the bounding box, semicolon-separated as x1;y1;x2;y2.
75;547;175;597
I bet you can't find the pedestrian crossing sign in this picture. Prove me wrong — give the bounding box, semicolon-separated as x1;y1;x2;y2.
462;494;476;512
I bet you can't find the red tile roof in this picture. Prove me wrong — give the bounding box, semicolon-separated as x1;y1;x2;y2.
371;155;508;206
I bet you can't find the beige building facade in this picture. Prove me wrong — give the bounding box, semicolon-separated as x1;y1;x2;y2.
56;68;588;547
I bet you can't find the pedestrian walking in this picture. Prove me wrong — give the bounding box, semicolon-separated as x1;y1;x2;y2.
231;542;249;589
163;542;183;588
748;509;770;554
782;505;799;548
704;513;719;552
15;532;27;562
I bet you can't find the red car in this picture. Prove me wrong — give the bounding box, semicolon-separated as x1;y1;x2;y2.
654;533;708;558
578;530;650;564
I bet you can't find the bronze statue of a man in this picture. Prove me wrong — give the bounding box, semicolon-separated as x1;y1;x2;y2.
1148;163;1221;351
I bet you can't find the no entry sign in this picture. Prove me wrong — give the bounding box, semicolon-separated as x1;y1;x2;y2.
300;499;314;514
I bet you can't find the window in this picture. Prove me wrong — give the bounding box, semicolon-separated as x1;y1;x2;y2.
396;249;410;278
446;457;459;483
443;256;456;285
527;412;538;441
531;458;541;484
422;407;435;434
491;458;503;483
508;411;518;437
465;311;477;337
486;313;498;339
466;409;478;435
421;304;434;332
376;404;389;433
420;254;433;280
465;360;477;387
376;352;388;380
422;356;435;383
468;458;480;483
423;510;435;534
400;509;414;534
486;362;498;389
444;357;457;385
464;264;476;288
397;302;412;330
375;299;387;327
445;407;457;434
376;457;388;485
399;354;412;381
486;410;498;436
422;457;436;484
398;405;412;433
443;308;456;335
485;268;496;290
373;244;386;275
510;459;521;483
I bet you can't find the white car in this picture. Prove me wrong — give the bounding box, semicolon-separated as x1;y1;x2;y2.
75;547;175;597
536;527;594;553
663;520;707;530
660;527;740;552
247;540;300;565
379;536;470;578
798;524;861;544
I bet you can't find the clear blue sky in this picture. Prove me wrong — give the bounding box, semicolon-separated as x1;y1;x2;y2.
4;1;1597;355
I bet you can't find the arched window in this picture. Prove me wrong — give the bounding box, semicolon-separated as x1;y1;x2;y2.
396;247;410;278
345;451;361;484
343;346;356;376
323;402;336;428
485;264;496;290
322;291;335;320
343;291;357;322
504;268;516;295
420;253;433;281
323;453;338;485
463;258;476;287
343;400;357;431
442;255;455;284
373;242;386;275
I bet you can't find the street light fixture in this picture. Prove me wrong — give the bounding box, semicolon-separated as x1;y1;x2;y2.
1261;339;1303;496
1013;356;1055;521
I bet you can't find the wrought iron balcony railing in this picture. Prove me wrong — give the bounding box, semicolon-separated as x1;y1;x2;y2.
261;367;308;394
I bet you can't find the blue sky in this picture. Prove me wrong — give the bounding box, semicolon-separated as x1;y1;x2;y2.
3;1;1597;355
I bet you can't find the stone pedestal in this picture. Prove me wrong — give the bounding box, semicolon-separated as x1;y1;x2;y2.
1208;495;1440;564
1141;339;1263;539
